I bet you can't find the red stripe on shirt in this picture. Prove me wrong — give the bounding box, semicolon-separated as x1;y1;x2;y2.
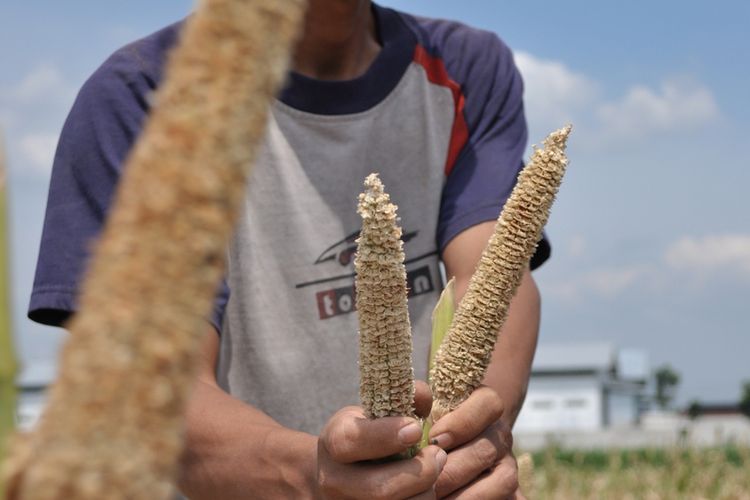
412;45;469;176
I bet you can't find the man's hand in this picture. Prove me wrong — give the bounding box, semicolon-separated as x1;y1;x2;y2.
317;409;447;499
429;387;521;499
317;381;446;499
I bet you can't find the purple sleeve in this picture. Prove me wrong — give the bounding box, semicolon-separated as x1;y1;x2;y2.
28;37;229;333
435;27;550;269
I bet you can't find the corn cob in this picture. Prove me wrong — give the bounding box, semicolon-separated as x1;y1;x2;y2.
355;173;416;420
430;125;572;422
3;1;306;499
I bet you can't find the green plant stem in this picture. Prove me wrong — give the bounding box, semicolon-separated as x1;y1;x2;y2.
0;134;18;500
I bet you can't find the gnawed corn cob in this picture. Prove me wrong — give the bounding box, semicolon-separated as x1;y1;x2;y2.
430;125;572;422
356;173;416;420
3;1;306;499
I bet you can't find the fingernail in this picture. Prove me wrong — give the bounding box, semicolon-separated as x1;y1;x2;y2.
398;422;423;445
435;449;448;472
430;433;451;449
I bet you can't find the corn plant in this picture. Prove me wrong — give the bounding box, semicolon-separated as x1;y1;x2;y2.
527;446;750;499
0;132;18;500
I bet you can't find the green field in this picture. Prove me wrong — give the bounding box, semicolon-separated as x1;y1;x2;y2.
519;446;750;499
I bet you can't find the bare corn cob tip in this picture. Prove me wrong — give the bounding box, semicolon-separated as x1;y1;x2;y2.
356;173;416;419
430;125;572;422
3;1;307;499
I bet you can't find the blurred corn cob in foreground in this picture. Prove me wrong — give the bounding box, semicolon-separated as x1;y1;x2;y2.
356;173;416;422
2;0;307;499
430;125;572;422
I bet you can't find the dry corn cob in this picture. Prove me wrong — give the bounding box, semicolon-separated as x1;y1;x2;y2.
355;173;416;420
430;125;572;422
3;0;306;498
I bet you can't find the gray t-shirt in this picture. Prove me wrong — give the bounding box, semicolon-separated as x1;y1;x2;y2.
30;4;549;435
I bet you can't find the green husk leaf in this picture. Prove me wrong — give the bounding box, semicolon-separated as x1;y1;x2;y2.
0;132;18;499
429;278;455;370
421;278;456;448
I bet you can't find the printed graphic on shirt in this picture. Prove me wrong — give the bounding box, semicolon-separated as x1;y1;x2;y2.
313;229;418;267
296;229;438;320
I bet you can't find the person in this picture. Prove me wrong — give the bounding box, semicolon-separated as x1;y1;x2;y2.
30;1;549;498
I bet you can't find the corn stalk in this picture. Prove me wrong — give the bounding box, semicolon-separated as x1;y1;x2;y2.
2;0;307;498
430;125;572;421
0;131;18;500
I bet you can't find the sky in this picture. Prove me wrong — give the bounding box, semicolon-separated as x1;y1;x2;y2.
1;1;748;405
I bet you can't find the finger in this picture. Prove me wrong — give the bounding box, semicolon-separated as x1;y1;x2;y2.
321;407;424;463
444;453;519;500
414;380;433;419
319;446;447;500
434;427;508;497
430;386;505;450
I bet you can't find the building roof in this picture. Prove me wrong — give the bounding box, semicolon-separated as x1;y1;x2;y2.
532;342;649;381
532;342;616;372
683;403;747;416
16;362;57;390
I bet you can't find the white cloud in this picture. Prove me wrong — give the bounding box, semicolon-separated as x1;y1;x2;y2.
7;64;69;103
514;51;597;132
0;64;76;180
544;234;750;304
597;80;720;141
665;235;750;277
584;267;644;297
515;53;720;148
544;264;646;303
19;133;58;176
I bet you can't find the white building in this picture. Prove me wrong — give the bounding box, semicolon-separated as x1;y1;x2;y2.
515;342;649;434
15;362;55;431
